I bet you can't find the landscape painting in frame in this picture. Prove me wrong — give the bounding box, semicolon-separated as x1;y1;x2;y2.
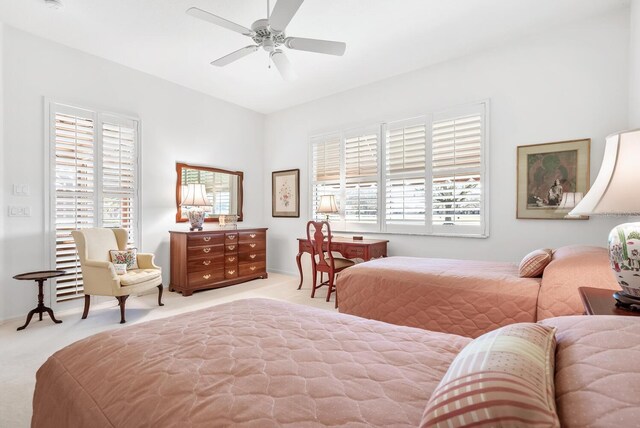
516;139;590;219
272;169;300;218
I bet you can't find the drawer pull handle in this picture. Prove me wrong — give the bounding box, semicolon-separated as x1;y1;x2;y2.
249;243;256;248
203;236;211;242
203;248;211;253
228;235;236;240
250;234;256;238
203;274;211;280
203;260;211;266
249;254;256;259
227;270;236;275
250;266;256;271
228;245;236;251
228;257;236;262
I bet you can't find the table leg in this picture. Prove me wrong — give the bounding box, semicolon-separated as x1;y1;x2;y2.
17;309;37;331
296;251;304;290
45;307;62;324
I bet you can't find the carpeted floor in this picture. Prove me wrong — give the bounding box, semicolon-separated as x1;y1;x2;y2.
0;273;334;428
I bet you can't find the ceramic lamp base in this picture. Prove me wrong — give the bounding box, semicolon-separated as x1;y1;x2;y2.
187;208;205;231
613;291;640;312
609;221;640;302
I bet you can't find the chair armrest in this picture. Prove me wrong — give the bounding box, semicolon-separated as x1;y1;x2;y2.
81;259;120;295
137;253;161;270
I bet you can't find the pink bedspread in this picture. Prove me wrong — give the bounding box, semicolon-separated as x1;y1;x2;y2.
32;298;470;427
337;257;541;338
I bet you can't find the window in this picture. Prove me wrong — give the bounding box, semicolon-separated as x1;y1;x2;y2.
47;102;141;302
309;101;488;237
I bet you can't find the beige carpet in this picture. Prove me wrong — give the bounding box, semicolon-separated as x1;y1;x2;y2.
0;273;335;428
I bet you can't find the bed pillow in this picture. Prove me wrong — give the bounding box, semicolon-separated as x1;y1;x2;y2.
519;248;552;278
109;249;138;270
420;323;559;428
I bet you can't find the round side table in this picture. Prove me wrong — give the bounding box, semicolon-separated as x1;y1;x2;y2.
13;270;66;331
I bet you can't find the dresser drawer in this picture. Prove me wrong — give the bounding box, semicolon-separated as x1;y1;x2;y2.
187;256;224;272
224;254;238;264
224;265;238;279
188;268;224;286
239;241;265;253
187;233;225;247
225;233;238;243
225;243;239;253
239;261;266;276
238;251;265;263
187;245;223;259
239;231;265;243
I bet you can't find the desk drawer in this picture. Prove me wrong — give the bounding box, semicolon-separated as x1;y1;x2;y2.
187;245;223;259
188;268;224;286
239;261;266;276
239;231;265;243
239;251;265;263
187;233;224;246
239;241;265;253
343;246;365;259
187;256;224;272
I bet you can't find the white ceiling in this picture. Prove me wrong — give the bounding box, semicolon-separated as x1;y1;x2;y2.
0;0;630;113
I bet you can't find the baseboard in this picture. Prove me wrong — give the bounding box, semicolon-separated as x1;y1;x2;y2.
267;268;298;277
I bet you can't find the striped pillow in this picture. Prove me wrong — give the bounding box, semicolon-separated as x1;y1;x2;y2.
519;249;552;277
420;323;559;428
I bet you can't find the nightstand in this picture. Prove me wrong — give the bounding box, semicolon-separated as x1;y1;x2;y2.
578;287;640;316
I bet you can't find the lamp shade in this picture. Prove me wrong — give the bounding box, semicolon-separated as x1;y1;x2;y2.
557;192;584;210
181;183;210;207
317;195;338;214
570;129;640;216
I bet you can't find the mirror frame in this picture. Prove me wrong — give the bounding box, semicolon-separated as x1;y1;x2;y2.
175;162;244;223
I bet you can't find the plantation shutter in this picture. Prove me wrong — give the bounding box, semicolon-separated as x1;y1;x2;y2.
385;118;427;228
52;107;96;301
431;107;484;234
344;128;379;225
311;134;341;221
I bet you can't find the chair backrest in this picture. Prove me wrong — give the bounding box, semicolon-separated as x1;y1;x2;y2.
71;228;128;264
306;221;334;269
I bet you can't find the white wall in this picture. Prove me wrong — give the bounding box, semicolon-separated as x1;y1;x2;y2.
264;9;629;277
630;0;640;128
1;26;265;321
0;23;5;322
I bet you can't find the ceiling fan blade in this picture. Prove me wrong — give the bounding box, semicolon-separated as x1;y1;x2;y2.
270;50;296;81
211;46;259;67
187;7;254;36
284;37;346;56
269;0;304;33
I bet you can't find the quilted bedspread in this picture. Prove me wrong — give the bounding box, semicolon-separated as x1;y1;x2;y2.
337;257;541;338
32;298;470;428
541;315;640;427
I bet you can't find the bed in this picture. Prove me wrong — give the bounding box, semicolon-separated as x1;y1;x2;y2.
337;245;620;337
32;298;640;427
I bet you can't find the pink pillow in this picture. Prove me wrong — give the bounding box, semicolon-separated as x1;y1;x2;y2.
519;249;552;278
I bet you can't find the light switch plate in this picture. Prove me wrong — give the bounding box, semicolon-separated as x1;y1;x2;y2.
8;206;31;217
13;184;30;196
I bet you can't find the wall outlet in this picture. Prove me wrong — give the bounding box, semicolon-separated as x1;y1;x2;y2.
8;206;31;217
13;184;30;196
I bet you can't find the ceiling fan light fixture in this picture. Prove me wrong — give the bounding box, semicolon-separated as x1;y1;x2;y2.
44;0;64;9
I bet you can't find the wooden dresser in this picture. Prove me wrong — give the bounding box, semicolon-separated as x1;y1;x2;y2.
169;228;268;296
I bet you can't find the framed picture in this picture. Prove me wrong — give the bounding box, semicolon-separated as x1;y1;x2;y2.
517;139;590;220
272;169;300;218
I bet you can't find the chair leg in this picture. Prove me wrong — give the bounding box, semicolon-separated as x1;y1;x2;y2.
81;295;91;319
116;295;129;324
311;266;318;298
157;284;164;306
326;272;335;302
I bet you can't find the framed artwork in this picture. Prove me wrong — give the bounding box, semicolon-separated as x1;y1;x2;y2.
517;139;590;220
272;169;300;218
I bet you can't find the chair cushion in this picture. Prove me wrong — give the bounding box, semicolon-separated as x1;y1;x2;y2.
120;269;161;286
110;249;139;270
327;257;356;270
420;322;559;427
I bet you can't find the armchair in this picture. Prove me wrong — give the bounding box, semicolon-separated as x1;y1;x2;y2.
71;228;164;324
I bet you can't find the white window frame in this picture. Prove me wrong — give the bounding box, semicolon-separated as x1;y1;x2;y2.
308;100;490;238
44;99;142;307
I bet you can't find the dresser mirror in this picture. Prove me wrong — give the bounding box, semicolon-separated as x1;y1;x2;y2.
175;162;244;223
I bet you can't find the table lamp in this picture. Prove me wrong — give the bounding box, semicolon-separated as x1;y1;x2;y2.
556;192;586;219
181;183;210;231
569;129;640;308
317;195;338;221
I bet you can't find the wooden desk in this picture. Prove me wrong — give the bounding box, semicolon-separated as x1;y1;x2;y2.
296;237;388;289
578;287;640;316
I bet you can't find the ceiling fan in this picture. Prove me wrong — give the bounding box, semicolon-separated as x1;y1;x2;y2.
186;0;346;80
